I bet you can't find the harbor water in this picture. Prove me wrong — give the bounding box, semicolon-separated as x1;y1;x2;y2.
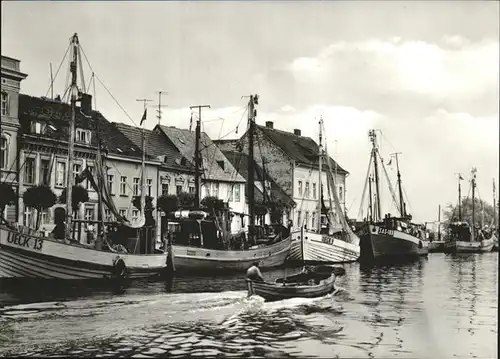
0;253;497;358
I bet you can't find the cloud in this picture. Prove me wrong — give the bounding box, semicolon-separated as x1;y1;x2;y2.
286;37;499;106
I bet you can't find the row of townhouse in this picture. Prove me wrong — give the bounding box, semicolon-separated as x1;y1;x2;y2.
215;121;349;231
1;54;350;239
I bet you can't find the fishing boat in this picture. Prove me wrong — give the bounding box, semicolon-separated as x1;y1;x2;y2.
356;130;429;262
444;169;495;253
167;94;292;273
491;179;498;252
247;224;346;301
287;116;360;264
0;34;169;280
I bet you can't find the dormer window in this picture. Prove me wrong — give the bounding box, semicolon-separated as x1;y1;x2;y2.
30;121;46;135
217;160;225;171
180;157;187;166
1;92;8;116
76;128;91;144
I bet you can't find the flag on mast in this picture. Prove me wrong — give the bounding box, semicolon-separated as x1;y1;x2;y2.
140;108;147;126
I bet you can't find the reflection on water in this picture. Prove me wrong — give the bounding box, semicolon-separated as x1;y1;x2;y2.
0;254;497;358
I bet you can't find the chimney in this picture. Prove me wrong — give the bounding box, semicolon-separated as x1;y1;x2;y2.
81;93;92;116
294;129;301;136
265;121;274;129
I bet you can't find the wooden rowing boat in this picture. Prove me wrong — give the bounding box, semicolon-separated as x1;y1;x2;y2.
246;265;345;302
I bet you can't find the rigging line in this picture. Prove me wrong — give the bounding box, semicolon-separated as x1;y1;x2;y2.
377;150;401;216
357;155;373;220
44;43;71;98
401;184;413;216
94;74;138;127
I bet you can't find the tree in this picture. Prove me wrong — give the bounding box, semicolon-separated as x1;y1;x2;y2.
178;192;195;208
443;197;497;228
201;196;225;216
157;194;179;245
59;185;89;217
23;185;57;229
0;182;16;221
268;199;286;224
132;195;155;226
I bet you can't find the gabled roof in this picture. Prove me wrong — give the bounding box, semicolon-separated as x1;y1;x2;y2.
156;125;246;183
257;125;349;175
222;150;295;208
114;122;195;173
18;94;154;161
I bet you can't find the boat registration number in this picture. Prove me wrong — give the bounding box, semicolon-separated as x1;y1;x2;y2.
377;227;394;236
7;232;44;251
322;236;335;245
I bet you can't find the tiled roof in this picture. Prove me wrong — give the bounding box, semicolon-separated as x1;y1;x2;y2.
18;94;153;161
113;122;195;172
157;125;246;183
222;150;295;208
257;125;349;175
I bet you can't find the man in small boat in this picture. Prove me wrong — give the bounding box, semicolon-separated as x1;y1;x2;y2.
246;261;265;282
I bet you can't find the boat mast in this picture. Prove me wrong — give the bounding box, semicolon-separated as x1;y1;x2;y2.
190;104;211;208
471;168;476;241
391;152;405;217
317;116;323;230
369;130;381;221
368;175;373;222
65;33;79;240
438;204;441;241
247;94;258;241
493;179;497;229
457;173;462;221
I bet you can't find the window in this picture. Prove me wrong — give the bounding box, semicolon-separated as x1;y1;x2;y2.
305;182;310;199
313;183;317;199
119;209;127;218
24;157;35;184
85;165;94;190
228;185;234;202
305;212;309;228
0;135;8;169
1;92;8;116
104;209;113;222
188;185;195;194
312;212;316;229
213;183;219;198
339;186;343;201
39;209;49;226
107;174;115;195
234;184;240;202
73;163;81;182
30;121;46;135
162;182;169;195
55;161;66;187
297;211;302;227
120;176;127;196
298;180;303;197
146;179;153;196
217;160;225;171
133;177;140;196
23;206;33;227
76;129;91;144
132;210;139;222
84;207;95;221
40;159;50;185
176;185;182;195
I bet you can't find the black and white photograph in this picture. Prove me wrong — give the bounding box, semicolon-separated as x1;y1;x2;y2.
0;1;498;358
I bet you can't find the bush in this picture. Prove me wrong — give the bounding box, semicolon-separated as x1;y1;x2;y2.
157;194;179;215
0;182;16;220
23;185;57;229
178;192;195;208
201;196;225;216
59;185;89;214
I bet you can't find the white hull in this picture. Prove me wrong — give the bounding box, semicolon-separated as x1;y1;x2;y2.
0;226;168;280
171;236;292;273
444;236;495;253
286;229;360;263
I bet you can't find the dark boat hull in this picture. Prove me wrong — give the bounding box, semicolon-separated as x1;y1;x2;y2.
359;224;428;262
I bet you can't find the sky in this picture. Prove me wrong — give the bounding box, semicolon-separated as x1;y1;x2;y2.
2;1;499;223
